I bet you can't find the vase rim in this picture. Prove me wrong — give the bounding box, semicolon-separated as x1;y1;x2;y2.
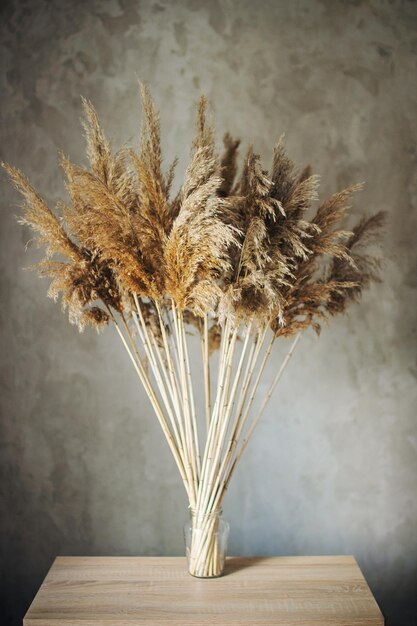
189;506;223;517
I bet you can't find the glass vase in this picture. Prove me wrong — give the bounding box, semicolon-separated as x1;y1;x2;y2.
183;507;230;578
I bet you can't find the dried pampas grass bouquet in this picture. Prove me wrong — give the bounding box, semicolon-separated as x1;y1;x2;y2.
3;84;385;578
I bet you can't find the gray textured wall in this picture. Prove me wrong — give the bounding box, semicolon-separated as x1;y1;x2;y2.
1;0;416;624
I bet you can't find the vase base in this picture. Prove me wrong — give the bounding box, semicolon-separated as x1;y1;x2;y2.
188;570;224;579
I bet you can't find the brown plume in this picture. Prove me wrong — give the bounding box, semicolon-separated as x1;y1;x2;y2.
3;86;385;338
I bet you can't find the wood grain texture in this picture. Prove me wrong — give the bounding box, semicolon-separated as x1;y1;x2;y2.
24;556;384;626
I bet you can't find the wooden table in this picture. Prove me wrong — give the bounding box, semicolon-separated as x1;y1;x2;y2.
24;556;384;625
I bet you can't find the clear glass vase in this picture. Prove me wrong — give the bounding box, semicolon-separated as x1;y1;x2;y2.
183;507;230;578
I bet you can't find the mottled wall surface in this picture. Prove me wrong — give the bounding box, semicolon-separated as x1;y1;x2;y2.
1;0;416;624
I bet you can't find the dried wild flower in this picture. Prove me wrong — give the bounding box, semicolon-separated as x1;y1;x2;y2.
3;85;386;578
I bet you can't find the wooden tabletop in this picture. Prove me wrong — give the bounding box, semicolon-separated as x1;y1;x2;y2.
24;556;384;625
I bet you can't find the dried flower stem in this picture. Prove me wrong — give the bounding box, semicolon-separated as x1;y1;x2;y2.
202;320;253;516
111;313;190;497
202;313;211;432
180;311;201;477
207;324;270;511
224;331;302;496
171;304;198;506
132;296;185;467
154;301;196;506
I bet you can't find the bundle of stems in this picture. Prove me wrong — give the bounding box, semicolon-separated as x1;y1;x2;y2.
113;299;299;576
3;84;385;577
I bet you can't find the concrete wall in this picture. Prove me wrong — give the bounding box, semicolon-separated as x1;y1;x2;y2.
1;1;416;624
